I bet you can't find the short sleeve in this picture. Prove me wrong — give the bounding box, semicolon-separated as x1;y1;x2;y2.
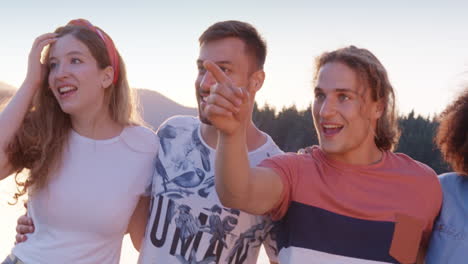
141;135;159;197
259;153;300;221
121;125;158;153
121;126;159;197
138;146;157;197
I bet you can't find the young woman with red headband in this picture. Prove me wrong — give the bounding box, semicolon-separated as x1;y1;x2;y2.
0;19;156;263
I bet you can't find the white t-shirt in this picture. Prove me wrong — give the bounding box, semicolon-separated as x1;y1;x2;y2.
138;116;283;264
13;126;157;264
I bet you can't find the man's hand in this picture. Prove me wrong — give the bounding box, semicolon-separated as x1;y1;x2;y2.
203;61;250;135
15;214;34;244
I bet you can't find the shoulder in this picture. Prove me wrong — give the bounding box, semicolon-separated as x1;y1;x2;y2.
260;133;284;157
263;152;300;163
438;172;464;192
388;152;437;177
266;145;322;163
156;115;201;144
437;173;464;213
158;115;200;129
387;152;442;197
120;125;158;154
259;150;313;170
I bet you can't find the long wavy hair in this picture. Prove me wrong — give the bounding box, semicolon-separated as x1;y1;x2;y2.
314;46;400;151
436;88;468;175
6;23;142;203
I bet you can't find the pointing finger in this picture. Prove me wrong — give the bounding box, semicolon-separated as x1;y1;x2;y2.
203;61;245;100
203;61;231;86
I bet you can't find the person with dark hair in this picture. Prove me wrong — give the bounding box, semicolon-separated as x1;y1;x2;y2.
425;88;468;263
205;45;442;263
136;20;281;264
0;19;155;263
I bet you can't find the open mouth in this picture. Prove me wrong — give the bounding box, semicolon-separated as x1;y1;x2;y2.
58;86;77;96
322;123;343;137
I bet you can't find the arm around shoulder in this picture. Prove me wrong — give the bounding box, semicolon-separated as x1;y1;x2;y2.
127;195;150;251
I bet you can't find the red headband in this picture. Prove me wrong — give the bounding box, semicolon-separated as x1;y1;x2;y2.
67;19;120;85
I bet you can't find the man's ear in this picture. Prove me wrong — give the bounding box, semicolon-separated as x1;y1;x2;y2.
249;70;265;93
101;66;114;89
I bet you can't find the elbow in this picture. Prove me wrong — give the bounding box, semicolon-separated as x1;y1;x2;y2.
215;184;246;210
218;195;239;209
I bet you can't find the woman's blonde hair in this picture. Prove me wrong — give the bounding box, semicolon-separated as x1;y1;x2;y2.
7;22;142;203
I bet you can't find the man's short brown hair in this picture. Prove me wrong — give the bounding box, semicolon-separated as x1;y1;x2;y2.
199;20;267;70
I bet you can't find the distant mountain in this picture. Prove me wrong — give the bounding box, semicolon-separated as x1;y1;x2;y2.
136;88;197;129
0;84;197;129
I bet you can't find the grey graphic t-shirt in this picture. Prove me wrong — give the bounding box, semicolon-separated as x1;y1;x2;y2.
138;116;283;264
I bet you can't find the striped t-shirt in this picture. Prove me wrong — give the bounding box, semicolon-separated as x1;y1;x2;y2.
260;146;442;264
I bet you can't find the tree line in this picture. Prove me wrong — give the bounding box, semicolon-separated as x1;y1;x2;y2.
253;104;450;174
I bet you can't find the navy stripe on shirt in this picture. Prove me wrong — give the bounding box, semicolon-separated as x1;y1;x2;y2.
276;201;398;263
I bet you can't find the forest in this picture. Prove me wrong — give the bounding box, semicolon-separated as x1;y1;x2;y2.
252;104;449;174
